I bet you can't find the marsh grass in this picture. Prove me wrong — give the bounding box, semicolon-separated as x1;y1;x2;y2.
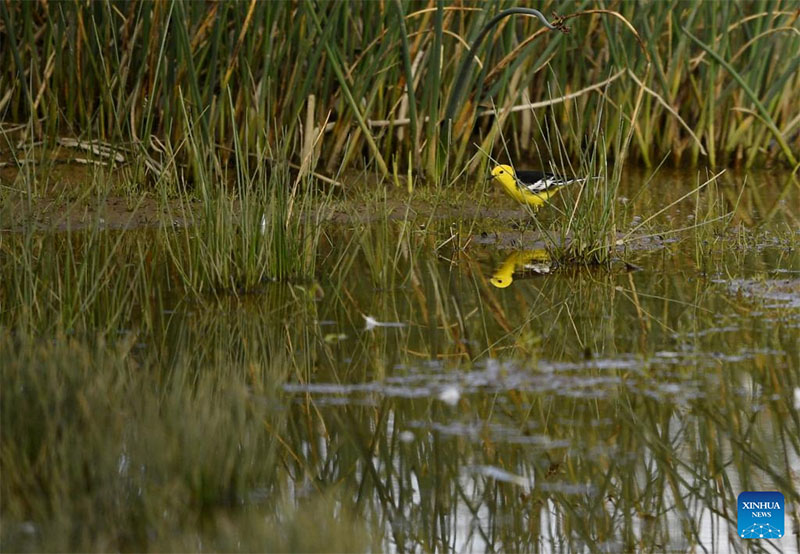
543;96;625;266
484;80;747;268
1;3;799;546
160;161;326;296
0;146;331;336
1;0;797;183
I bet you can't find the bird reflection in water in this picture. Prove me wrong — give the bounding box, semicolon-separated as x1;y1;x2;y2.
490;249;552;289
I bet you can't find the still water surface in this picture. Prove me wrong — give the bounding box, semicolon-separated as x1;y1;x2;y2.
2;168;798;552
258;169;799;551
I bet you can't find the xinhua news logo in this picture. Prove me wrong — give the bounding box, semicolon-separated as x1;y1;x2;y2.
737;491;784;539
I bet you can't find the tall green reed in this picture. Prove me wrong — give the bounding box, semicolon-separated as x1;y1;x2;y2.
2;0;797;184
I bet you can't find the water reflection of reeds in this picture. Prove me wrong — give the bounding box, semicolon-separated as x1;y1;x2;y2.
2;173;799;551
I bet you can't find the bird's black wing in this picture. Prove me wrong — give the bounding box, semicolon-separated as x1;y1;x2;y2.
514;170;577;193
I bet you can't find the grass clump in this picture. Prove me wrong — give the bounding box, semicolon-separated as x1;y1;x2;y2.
161;160;326;296
547;100;626;266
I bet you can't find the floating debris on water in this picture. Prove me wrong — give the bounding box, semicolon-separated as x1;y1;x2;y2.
363;314;407;331
470;465;531;489
437;385;461;406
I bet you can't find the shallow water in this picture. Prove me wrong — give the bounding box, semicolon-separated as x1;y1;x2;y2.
280;189;800;551
1;168;799;552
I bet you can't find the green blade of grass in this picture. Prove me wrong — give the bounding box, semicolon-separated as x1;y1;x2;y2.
680;24;798;167
303;0;389;178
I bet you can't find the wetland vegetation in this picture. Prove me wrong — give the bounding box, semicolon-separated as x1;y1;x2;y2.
1;1;799;552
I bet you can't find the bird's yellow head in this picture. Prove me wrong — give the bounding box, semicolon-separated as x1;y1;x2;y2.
491;164;515;180
491;164;525;204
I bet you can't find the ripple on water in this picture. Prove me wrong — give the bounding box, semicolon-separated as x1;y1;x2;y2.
283;352;712;407
406;420;571;448
716;278;800;309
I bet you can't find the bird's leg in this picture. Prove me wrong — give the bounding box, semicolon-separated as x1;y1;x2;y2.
511;212;536;233
522;213;538;233
521;204;540;232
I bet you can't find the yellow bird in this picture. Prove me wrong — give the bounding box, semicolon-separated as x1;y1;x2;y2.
491;164;584;210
